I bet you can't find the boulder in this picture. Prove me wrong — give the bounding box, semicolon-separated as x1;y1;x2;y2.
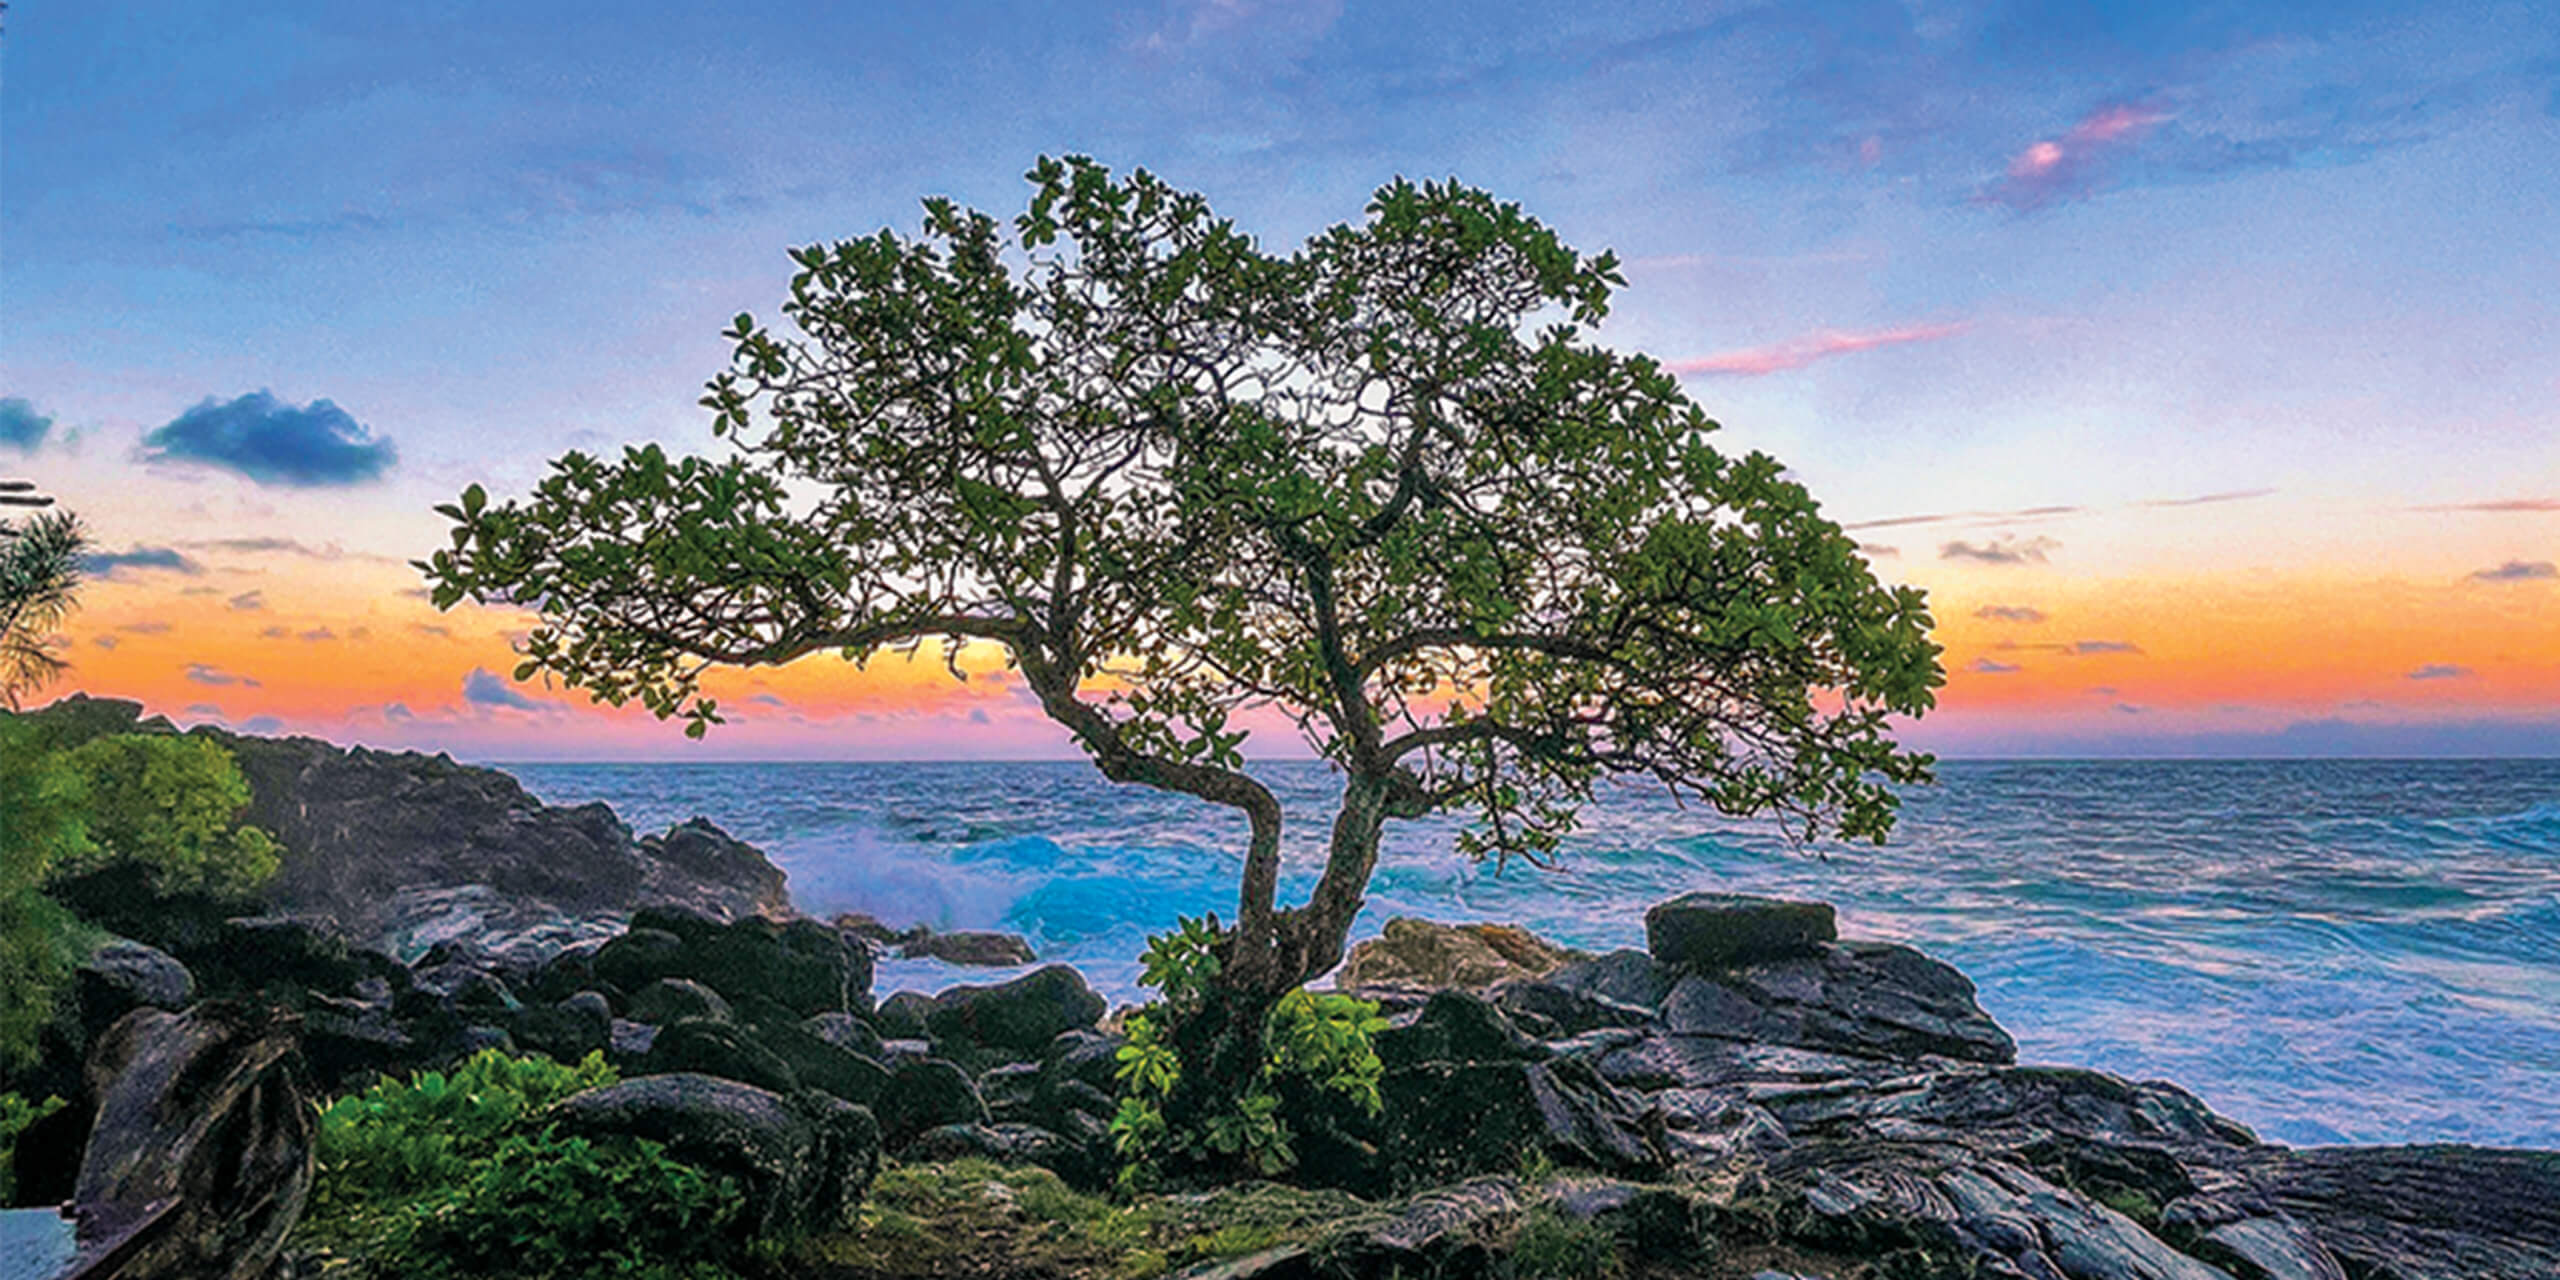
196;915;377;997
1658;940;2015;1065
924;964;1105;1055
627;977;734;1026
1643;893;1835;970
1379;1058;1660;1184
1339;918;1585;992
804;1011;887;1060
752;1019;890;1108
511;992;612;1064
627;908;873;1019
873;990;934;1040
593;927;688;994
75;941;194;1034
642;1018;799;1095
875;1057;990;1149
1545;949;1678;1013
550;1073;879;1241
1372;989;1548;1072
67;1003;313;1280
901;929;1038;967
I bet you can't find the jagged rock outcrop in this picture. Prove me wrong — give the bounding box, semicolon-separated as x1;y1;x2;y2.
1338;917;1589;993
549;1073;881;1242
14;697;792;967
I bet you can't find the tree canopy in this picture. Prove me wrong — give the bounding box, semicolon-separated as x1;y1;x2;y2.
425;156;1942;993
0;480;85;709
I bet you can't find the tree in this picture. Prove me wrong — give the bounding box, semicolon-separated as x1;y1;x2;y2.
0;719;87;1067
55;734;282;898
424;157;1942;1125
0;479;87;710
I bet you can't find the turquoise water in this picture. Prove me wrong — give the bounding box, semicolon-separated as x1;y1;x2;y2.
503;759;2560;1149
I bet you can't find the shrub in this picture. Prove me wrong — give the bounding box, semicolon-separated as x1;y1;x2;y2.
56;734;279;897
1110;917;1389;1188
0;1091;66;1203
0;719;89;1066
1503;1204;1624;1279
302;1049;749;1278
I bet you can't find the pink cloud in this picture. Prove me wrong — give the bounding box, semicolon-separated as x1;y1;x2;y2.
1665;322;1966;378
1983;102;2171;210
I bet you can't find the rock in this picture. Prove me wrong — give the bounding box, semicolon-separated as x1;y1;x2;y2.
752;1019;890;1107
2218;1144;2560;1280
1042;1029;1126;1096
1379;1058;1660;1183
1657;940;2014;1065
1644;893;1836;970
410;959;516;1014
627;977;735;1026
642;1018;799;1095
901;928;1038;967
609;1018;659;1065
511;992;612;1064
68;1003;313;1280
980;1061;1045;1121
1545;949;1678;1013
1372;989;1549;1071
550;1073;879;1241
875;1057;990;1149
1334;1176;1524;1275
832;912;913;948
638;818;792;919
1339;917;1586;992
593;926;688;993
196;914;376;996
1489;977;1656;1038
873;990;934;1040
301;993;425;1084
1173;1244;1316;1280
75;941;195;1033
925;964;1105;1055
902;1122;1093;1181
628;909;873;1019
804;1011;886;1060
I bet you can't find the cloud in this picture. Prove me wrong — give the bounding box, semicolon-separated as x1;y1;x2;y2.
747;693;788;708
968;707;993;725
2468;560;2557;583
119;621;174;635
2413;497;2557;513
91;636;117;651
186;703;222;717
410;623;454;638
1846;505;2080;531
2142;488;2276;508
1969;658;2021;674
178;536;387;562
1973;605;2046;623
260;626;291;639
2071;640;2142;655
0;398;53;452
463;666;556;712
78;547;204;578
2114;703;2147;715
227;590;266;612
1857;543;1899;559
138;391;397;487
2405;663;2473;681
1981;101;2172;210
1940;535;2058;565
185;663;260;688
1665;322;1964;377
300;627;338;642
238;716;284;735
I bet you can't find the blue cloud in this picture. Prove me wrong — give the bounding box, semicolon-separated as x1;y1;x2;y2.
2406;663;2473;681
185;663;260;688
238;716;284;735
139;391;397;486
79;547;205;578
2469;560;2557;583
463;666;554;711
0;398;53;451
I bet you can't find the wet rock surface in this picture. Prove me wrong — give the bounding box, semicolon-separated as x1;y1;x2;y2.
550;1072;881;1241
1338;917;1588;993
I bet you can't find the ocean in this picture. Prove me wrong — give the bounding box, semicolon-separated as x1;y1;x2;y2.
502;758;2560;1150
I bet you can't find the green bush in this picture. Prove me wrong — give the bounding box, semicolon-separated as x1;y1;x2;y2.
0;1092;66;1203
302;1049;751;1278
57;734;279;897
1503;1204;1624;1279
1109;917;1389;1188
0;719;89;1066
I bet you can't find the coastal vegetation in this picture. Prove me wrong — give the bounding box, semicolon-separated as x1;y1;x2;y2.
423;157;1943;1166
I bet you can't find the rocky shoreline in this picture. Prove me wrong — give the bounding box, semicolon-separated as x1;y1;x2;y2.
7;704;2556;1278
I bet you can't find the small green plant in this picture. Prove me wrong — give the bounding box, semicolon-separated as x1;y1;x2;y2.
0;1092;66;1203
1110;917;1389;1188
313;1047;618;1207
300;1049;750;1277
1503;1204;1624;1279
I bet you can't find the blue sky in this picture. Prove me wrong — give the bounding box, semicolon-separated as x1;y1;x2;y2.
4;1;2555;758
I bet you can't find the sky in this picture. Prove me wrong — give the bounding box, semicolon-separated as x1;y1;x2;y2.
3;0;2555;761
